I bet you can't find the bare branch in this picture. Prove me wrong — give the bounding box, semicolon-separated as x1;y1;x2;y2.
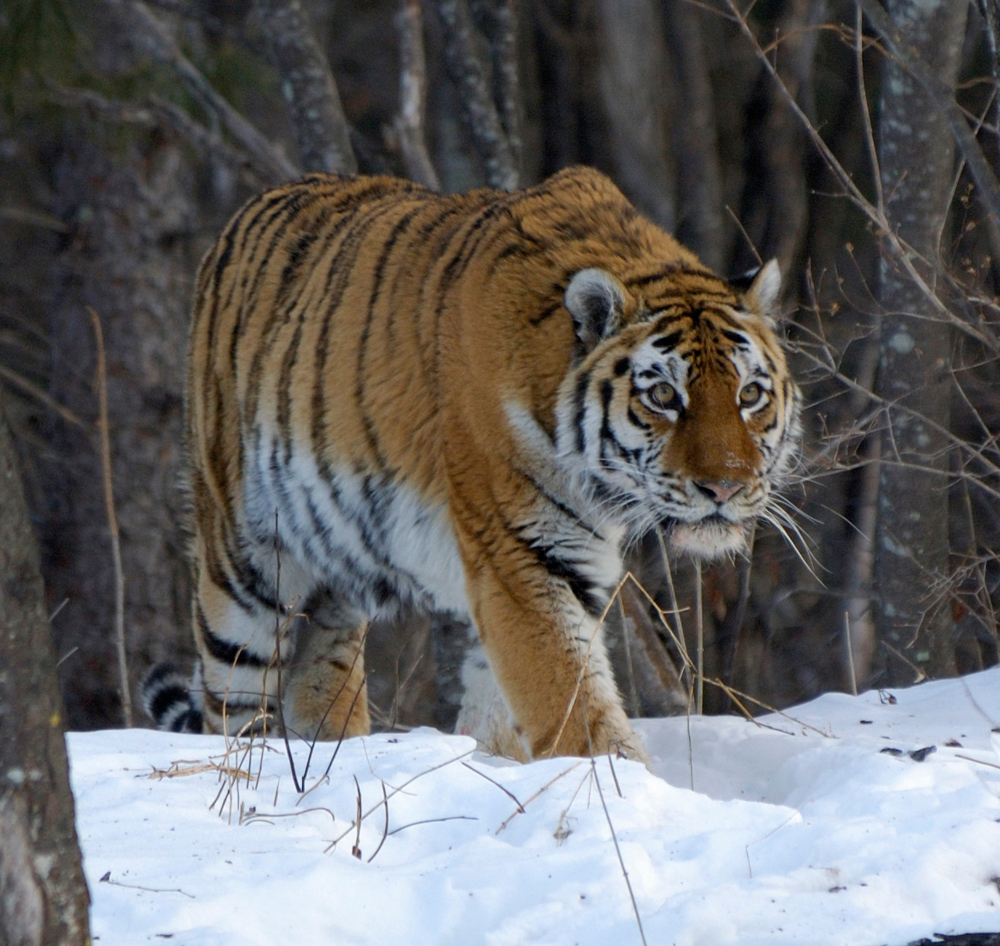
722;0;1000;353
88;309;131;728
856;0;1000;228
249;0;358;175
99;0;298;183
432;0;519;189
45;83;274;184
394;0;441;189
472;0;523;176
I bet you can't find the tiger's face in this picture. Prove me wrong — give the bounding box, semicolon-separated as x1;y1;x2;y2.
555;262;801;559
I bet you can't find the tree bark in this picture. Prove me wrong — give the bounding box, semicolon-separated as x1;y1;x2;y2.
0;396;91;946
662;0;724;269
394;0;441;190
42;127;197;728
100;0;298;183
592;0;675;230
873;0;968;684
739;0;826;276
250;0;358;175
433;0;519;190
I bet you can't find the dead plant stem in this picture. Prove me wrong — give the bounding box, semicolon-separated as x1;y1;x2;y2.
88;308;130;727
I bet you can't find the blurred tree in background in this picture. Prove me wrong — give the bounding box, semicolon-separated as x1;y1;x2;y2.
2;0;999;731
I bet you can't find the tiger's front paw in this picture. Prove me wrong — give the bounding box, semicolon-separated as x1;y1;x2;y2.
591;722;650;767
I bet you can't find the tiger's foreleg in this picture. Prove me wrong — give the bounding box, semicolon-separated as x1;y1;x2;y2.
461;552;649;764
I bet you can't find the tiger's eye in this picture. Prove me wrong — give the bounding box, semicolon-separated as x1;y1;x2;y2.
647;382;681;412
739;382;764;408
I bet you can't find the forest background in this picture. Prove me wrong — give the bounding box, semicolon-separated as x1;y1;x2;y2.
2;0;999;740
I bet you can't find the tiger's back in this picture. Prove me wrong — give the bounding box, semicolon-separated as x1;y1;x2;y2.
150;167;800;761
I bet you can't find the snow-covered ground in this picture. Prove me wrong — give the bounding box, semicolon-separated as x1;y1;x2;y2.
70;668;1000;946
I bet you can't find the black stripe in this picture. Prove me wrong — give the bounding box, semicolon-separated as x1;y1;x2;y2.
573;369;591;453
530;301;562;327
652;331;683;352
524;538;607;618
167;708;202;733
205;546;257;615
241;192;337;422
278;319;304;464
625;264;687;288
312;200;402;475
627;405;651;430
202;190;288;370
222;532;280;612
720;328;751;348
149;683;190;724
650;313;692;335
517;469;603;539
356;205;422;468
198;605;270;669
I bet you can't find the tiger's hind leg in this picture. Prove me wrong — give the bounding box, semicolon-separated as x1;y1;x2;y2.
194;547;371;741
281;589;371;742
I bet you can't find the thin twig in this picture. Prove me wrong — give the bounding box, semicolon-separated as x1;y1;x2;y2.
495;760;583;835
695;560;704;715
386;815;478;836
0;364;89;431
855;0;1000;227
327;747;476;851
352;776;363;859
88;308;130;727
854;6;883;216
591;760;648;946
722;0;999;353
271;509;303;793
105;0;297;182
703;678;833;737
462;761;525;812
844;610;858;697
617;595;641;718
367;781;390;863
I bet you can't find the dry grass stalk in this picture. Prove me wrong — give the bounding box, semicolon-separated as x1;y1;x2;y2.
87;308;130;727
590;759;648;946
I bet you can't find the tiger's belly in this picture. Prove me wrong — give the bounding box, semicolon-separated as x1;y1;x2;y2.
244;429;470;619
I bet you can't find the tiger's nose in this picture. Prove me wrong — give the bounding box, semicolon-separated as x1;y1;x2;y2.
694;480;744;504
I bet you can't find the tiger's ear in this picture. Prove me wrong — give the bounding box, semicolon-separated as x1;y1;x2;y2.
735;258;781;320
564;268;628;351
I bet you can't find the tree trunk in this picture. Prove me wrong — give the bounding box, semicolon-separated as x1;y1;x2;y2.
42;126;198;728
0;395;91;946
873;0;968;684
592;0;675;230
250;0;357;175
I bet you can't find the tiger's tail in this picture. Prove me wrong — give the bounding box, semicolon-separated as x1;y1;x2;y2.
142;663;204;733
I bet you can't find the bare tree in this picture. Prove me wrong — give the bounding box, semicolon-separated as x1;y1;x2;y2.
0;396;91;946
250;0;357;174
872;0;969;684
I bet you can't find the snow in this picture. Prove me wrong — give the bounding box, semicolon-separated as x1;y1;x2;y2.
69;668;1000;945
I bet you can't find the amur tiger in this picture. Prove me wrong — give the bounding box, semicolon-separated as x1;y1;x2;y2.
143;166;801;764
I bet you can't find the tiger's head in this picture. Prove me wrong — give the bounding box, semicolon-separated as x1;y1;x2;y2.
554;260;801;559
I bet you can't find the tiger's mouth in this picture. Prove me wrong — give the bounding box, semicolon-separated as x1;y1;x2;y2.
667;514;749;559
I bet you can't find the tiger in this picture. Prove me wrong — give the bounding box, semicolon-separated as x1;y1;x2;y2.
143;165;801;764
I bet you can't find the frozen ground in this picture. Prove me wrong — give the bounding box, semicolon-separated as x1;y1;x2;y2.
69;668;1000;945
